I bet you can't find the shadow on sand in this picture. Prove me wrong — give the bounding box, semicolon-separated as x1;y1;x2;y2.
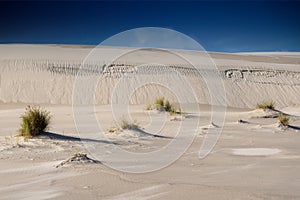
42;132;119;145
288;125;300;131
134;128;174;139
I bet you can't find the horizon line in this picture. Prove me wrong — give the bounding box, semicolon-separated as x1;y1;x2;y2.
0;42;299;54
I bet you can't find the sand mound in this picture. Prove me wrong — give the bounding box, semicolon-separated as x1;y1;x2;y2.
246;109;282;119
200;122;220;130
240;108;299;120
56;153;101;168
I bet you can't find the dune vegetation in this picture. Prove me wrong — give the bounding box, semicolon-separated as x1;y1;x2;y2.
256;101;275;110
119;119;140;130
19;105;51;137
278;114;290;127
147;97;180;114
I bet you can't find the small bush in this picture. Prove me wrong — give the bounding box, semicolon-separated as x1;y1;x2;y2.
148;97;183;115
164;100;172;112
256;101;275;110
120;119;139;130
154;97;164;107
19;105;51;137
278;114;289;127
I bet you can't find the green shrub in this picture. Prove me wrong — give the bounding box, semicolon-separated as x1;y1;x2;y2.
278;114;289;127
19;105;51;137
256;101;275;110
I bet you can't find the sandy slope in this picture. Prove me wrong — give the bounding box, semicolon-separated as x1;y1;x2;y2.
0;44;300;107
1;44;300;199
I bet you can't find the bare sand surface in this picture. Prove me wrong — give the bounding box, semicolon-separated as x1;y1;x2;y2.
0;45;300;199
1;104;300;199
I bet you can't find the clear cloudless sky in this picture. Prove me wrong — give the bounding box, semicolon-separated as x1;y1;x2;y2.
1;1;299;52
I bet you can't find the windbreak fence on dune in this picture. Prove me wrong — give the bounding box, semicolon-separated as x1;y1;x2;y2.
1;58;300;107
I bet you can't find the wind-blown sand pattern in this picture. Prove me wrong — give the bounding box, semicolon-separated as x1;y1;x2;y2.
0;44;300;199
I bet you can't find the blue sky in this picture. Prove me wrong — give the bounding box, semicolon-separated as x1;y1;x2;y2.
1;1;299;52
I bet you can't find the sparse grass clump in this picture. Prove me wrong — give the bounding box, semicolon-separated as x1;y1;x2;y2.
164;100;172;112
169;106;180;115
148;97;183;115
278;114;289;127
19;105;51;137
108;118;140;134
256;101;275;110
154;97;165;107
120;119;139;130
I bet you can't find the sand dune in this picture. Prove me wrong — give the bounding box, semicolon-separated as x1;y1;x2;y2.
1;44;299;108
1;44;300;199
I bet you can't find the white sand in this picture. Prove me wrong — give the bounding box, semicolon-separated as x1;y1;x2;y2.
232;148;281;156
0;44;300;107
0;44;300;199
0;104;299;199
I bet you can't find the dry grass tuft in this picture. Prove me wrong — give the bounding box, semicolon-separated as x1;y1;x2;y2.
108;119;140;134
19;105;51;137
278;114;289;127
154;97;165;107
120;119;139;130
149;97;182;115
256;101;275;110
